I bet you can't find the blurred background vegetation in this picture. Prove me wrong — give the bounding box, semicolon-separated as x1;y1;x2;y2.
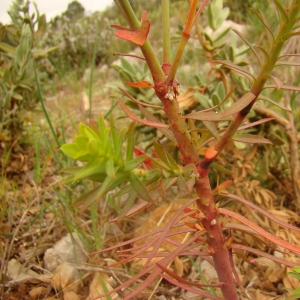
0;0;300;298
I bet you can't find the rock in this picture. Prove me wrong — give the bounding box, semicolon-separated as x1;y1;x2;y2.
29;286;48;299
44;232;87;272
51;262;80;292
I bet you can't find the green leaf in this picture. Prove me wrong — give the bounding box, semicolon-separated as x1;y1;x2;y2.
74;159;106;181
75;176;115;211
129;172;153;202
60;143;78;159
293;266;300;273
213;26;231;43
117;190;138;222
202;121;220;140
258;95;292;112
288;272;300;280
249;8;274;42
0;42;16;54
105;157;116;178
79;123;99;140
153;140;171;169
123;156;147;172
211;162;232;174
272;0;288;23
126;121;135;160
231;29;261;67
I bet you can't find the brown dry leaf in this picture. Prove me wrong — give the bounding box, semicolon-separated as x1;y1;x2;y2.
29;286;48;300
178;91;199;110
64;291;81;300
86;272;120;300
51;262;80;292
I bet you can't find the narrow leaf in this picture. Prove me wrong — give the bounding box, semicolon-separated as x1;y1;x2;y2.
272;0;288;23
232;134;273;145
117;191;138;222
184;111;232;121
248;8;274;41
213;60;256;83
232;244;299;267
139;104;176;142
123;156;147;172
219;208;300;255
161;274;223;300
202;121;220;140
231;29;261;67
258;95;292;112
222;92;256;118
211;162;232;174
266;74;283;90
116;198;148;223
126;121;135;161
223;193;300;233
119;101;168;128
105;157;116;178
153;139;172;169
125;80;153;88
129;172;153;202
119;87;163;109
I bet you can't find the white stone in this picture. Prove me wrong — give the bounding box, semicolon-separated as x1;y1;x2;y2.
44;233;87;272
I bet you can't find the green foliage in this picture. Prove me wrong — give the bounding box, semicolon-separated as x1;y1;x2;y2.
0;0;55;150
39;7;132;78
286;267;300;299
61;114;198;215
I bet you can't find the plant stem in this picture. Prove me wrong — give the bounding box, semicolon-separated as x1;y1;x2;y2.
167;0;198;84
161;0;171;66
114;0;166;84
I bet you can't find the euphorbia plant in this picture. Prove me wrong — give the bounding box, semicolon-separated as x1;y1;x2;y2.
61;0;300;299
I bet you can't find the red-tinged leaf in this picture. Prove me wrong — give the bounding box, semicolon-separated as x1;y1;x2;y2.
265;84;300;92
157;263;223;287
160;274;223;300
111;24;128;30
144;198;198;269
231;244;299;267
139;104;176;142
125;80;153;88
141;10;148;21
232;134;273;145
223;193;300;233
184;111;233;121
118;101;169;128
213;60;256;83
133;147;154;168
119;87;163;109
218;208;300;255
204;146;218;160
109;200;148;223
266;74;283;90
213;180;233;194
114;12;150;46
222;92;256;118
